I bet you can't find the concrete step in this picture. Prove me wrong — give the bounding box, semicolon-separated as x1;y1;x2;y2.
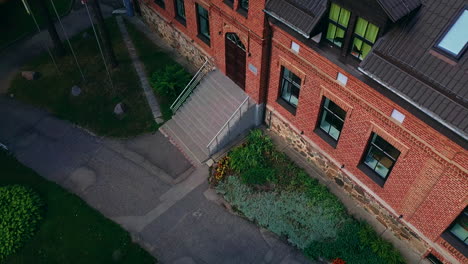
163;119;209;163
207;70;248;103
162;69;254;164
174;110;211;145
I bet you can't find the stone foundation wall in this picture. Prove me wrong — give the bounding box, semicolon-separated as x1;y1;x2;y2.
139;3;214;72
265;107;431;258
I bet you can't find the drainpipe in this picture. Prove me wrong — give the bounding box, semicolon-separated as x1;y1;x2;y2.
261;17;273;127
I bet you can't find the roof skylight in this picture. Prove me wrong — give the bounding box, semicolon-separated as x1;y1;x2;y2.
436;9;468;59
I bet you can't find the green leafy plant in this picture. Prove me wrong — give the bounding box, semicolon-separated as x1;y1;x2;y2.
0;185;44;260
150;64;191;103
229;129;274;174
359;225;405;264
241;167;276;185
217;176;344;249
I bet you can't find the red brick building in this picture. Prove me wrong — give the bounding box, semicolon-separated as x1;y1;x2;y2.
137;0;467;263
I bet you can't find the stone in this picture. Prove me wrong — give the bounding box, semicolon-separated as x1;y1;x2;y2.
376;216;388;227
205;158;214;167
21;71;40;80
71;85;81;96
114;102;126;117
335;178;344;187
112;250;122;261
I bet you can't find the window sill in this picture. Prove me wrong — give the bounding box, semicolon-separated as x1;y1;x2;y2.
276;98;297;116
314;128;338;148
223;0;234;8
357;163;386;187
197;34;211;47
440;231;468;258
175;16;186;26
237;8;248;18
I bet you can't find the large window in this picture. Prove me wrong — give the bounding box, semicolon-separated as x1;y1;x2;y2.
317;97;347;143
279;67;301;109
351;17;380;60
174;0;186;24
436;9;468;59
443;207;468;257
361;133;400;185
326;3;351;47
196;4;210;45
154;0;165;8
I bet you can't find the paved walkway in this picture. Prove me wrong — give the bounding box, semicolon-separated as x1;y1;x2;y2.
116;16;164;124
0;2;114;94
0;96;312;264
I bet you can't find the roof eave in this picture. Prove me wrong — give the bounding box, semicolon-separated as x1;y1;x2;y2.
358;67;468;141
264;9;311;39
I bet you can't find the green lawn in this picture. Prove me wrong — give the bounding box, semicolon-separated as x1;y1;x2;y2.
0;150;156;264
9;17;157;138
124;19;187;121
0;0;73;48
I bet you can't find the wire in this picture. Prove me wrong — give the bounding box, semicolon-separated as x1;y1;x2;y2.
84;1;114;91
23;0;60;73
49;0;86;83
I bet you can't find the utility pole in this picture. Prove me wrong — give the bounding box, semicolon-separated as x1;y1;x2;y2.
89;0;118;68
37;0;65;56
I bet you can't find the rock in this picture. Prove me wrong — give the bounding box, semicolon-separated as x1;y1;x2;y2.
71;85;81;96
82;32;89;39
21;71;40;80
112;249;122;261
114;102;126;117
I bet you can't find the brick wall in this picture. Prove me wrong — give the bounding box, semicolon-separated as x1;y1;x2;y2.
139;1;468;262
265;24;468;264
138;0;269;104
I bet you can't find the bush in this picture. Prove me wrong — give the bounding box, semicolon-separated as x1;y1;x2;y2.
241;167;276;185
217;176;345;249
229;129;274;174
150;64;191;103
0;185;44;260
305;221;405;264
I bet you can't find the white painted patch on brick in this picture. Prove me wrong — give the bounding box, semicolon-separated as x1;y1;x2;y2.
337;72;348;86
391;109;406;123
291;41;300;53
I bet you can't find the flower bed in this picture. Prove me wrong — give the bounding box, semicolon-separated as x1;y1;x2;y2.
212;129;405;264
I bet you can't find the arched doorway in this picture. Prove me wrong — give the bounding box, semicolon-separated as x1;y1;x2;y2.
225;33;246;89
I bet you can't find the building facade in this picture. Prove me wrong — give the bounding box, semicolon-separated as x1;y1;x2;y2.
137;0;467;263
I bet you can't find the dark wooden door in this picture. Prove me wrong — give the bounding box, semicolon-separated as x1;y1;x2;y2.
225;33;246;89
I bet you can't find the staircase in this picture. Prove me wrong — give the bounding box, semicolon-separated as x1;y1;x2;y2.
160;69;256;164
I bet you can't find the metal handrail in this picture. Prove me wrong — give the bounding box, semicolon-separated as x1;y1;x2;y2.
206;96;250;155
170;59;209;113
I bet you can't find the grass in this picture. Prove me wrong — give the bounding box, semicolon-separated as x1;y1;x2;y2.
124;19;188;121
0;0;73;48
0;150;156;264
9;17;157;138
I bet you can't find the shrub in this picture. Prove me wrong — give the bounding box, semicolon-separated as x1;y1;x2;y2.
305;221;405;264
0;185;44;260
217;176;344;249
229;129;274;174
241;167;276;185
150;64;191;103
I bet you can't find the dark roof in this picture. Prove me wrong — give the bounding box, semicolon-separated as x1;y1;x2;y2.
376;0;422;22
361;0;468;138
264;0;327;38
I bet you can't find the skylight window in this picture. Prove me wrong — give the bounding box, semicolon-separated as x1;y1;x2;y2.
436;9;468;59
